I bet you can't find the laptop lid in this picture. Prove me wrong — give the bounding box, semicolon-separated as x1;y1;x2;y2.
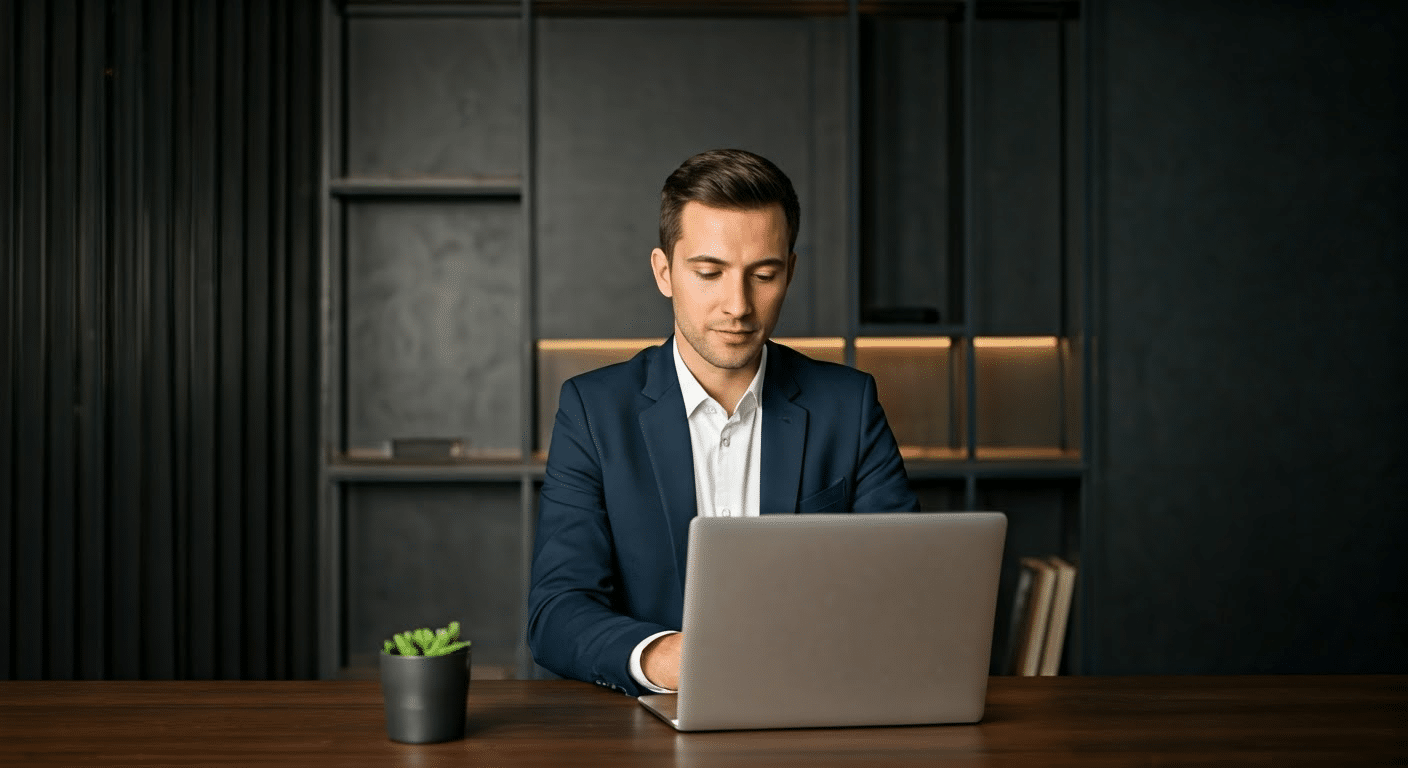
639;512;1007;731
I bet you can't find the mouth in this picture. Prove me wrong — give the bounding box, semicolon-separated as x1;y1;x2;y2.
713;328;758;341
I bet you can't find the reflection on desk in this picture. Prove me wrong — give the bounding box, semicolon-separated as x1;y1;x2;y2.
0;676;1402;767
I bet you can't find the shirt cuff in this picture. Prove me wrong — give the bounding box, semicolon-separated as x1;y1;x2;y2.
629;630;680;694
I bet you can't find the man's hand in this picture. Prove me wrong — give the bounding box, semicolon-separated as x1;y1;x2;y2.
641;632;683;691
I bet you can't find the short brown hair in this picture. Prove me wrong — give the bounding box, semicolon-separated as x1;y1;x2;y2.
658;149;800;258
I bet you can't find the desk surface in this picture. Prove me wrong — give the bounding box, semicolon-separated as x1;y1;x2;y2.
1;676;1402;766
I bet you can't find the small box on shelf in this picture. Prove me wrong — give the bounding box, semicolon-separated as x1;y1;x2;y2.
341;438;477;462
392;437;465;461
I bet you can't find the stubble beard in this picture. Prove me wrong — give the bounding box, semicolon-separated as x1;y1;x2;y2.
677;321;762;372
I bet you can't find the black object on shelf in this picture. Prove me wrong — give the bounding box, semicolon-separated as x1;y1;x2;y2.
862;306;942;325
391;438;465;461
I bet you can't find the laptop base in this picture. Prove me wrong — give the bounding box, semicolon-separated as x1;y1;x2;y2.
637;694;680;729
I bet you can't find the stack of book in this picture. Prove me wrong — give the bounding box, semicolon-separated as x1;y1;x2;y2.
1006;556;1078;676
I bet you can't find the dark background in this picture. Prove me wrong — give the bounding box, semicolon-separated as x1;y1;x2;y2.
3;0;1404;679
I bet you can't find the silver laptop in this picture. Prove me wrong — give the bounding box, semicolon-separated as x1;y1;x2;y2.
638;512;1007;731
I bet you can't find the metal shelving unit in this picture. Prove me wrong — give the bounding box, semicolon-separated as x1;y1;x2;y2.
319;0;1088;680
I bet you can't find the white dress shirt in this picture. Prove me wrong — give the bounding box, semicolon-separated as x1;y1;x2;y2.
628;340;767;693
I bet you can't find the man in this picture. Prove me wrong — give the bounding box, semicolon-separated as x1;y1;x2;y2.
527;149;918;696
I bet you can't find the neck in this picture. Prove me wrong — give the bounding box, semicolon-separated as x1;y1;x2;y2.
676;336;761;416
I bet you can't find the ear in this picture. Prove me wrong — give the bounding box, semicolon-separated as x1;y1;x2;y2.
651;247;674;298
785;251;797;287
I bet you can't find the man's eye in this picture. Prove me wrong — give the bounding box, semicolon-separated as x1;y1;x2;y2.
754;272;777;282
697;271;721;279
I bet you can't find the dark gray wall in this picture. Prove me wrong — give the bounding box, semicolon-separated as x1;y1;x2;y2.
341;15;526;457
346;484;524;674
1090;1;1407;673
535;17;849;340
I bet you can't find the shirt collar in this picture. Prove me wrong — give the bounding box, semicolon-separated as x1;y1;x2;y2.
672;336;768;417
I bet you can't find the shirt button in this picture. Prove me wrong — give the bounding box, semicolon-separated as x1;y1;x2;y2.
721;437;730;447
720;508;731;516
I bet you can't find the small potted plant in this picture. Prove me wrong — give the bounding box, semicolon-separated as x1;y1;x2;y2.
379;621;472;743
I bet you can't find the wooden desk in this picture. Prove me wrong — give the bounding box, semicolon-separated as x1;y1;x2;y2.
1;676;1401;766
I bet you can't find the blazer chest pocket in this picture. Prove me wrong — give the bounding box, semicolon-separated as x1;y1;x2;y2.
798;478;849;515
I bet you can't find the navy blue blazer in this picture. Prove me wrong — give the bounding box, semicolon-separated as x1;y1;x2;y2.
526;336;919;695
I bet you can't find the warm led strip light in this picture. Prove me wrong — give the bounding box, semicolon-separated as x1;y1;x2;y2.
854;337;952;349
536;338;662;352
972;336;1059;349
775;337;844;351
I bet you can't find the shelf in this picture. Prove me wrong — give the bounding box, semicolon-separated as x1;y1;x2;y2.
321;2;1088;680
532;1;851;18
855;1;1080;20
857;2;964;18
973;446;1079;462
329;176;523;199
972;1;1080;21
328;456;543;483
390;0;1085;19
903;447;1084;480
327;451;1079;483
342;2;523;19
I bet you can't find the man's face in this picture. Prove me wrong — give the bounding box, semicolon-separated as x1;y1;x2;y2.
651;201;795;377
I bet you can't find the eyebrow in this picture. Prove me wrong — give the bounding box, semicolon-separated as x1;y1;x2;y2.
684;255;788;269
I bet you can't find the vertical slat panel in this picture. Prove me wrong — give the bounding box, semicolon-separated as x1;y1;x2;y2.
108;0;145;680
14;0;50;681
214;2;246;683
243;0;270;679
166;0;193;680
269;0;293;680
143;0;177;682
286;0;321;680
317;0;344;681
186;0;220;680
46;0;80;681
0;0;15;683
271;0;295;667
76;0;109;681
4;0;322;682
270;96;291;671
166;0;199;679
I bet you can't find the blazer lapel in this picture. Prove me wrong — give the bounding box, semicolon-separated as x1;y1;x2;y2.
761;342;807;515
638;337;697;591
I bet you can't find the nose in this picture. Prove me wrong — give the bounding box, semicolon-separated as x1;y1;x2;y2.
721;272;753;319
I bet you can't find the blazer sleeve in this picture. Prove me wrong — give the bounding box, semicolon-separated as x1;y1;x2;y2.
527;379;673;696
852;372;922;513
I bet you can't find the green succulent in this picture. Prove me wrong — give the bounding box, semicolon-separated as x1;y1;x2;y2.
382;621;472;657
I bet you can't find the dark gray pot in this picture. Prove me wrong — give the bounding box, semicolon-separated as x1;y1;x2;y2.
378;646;471;744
